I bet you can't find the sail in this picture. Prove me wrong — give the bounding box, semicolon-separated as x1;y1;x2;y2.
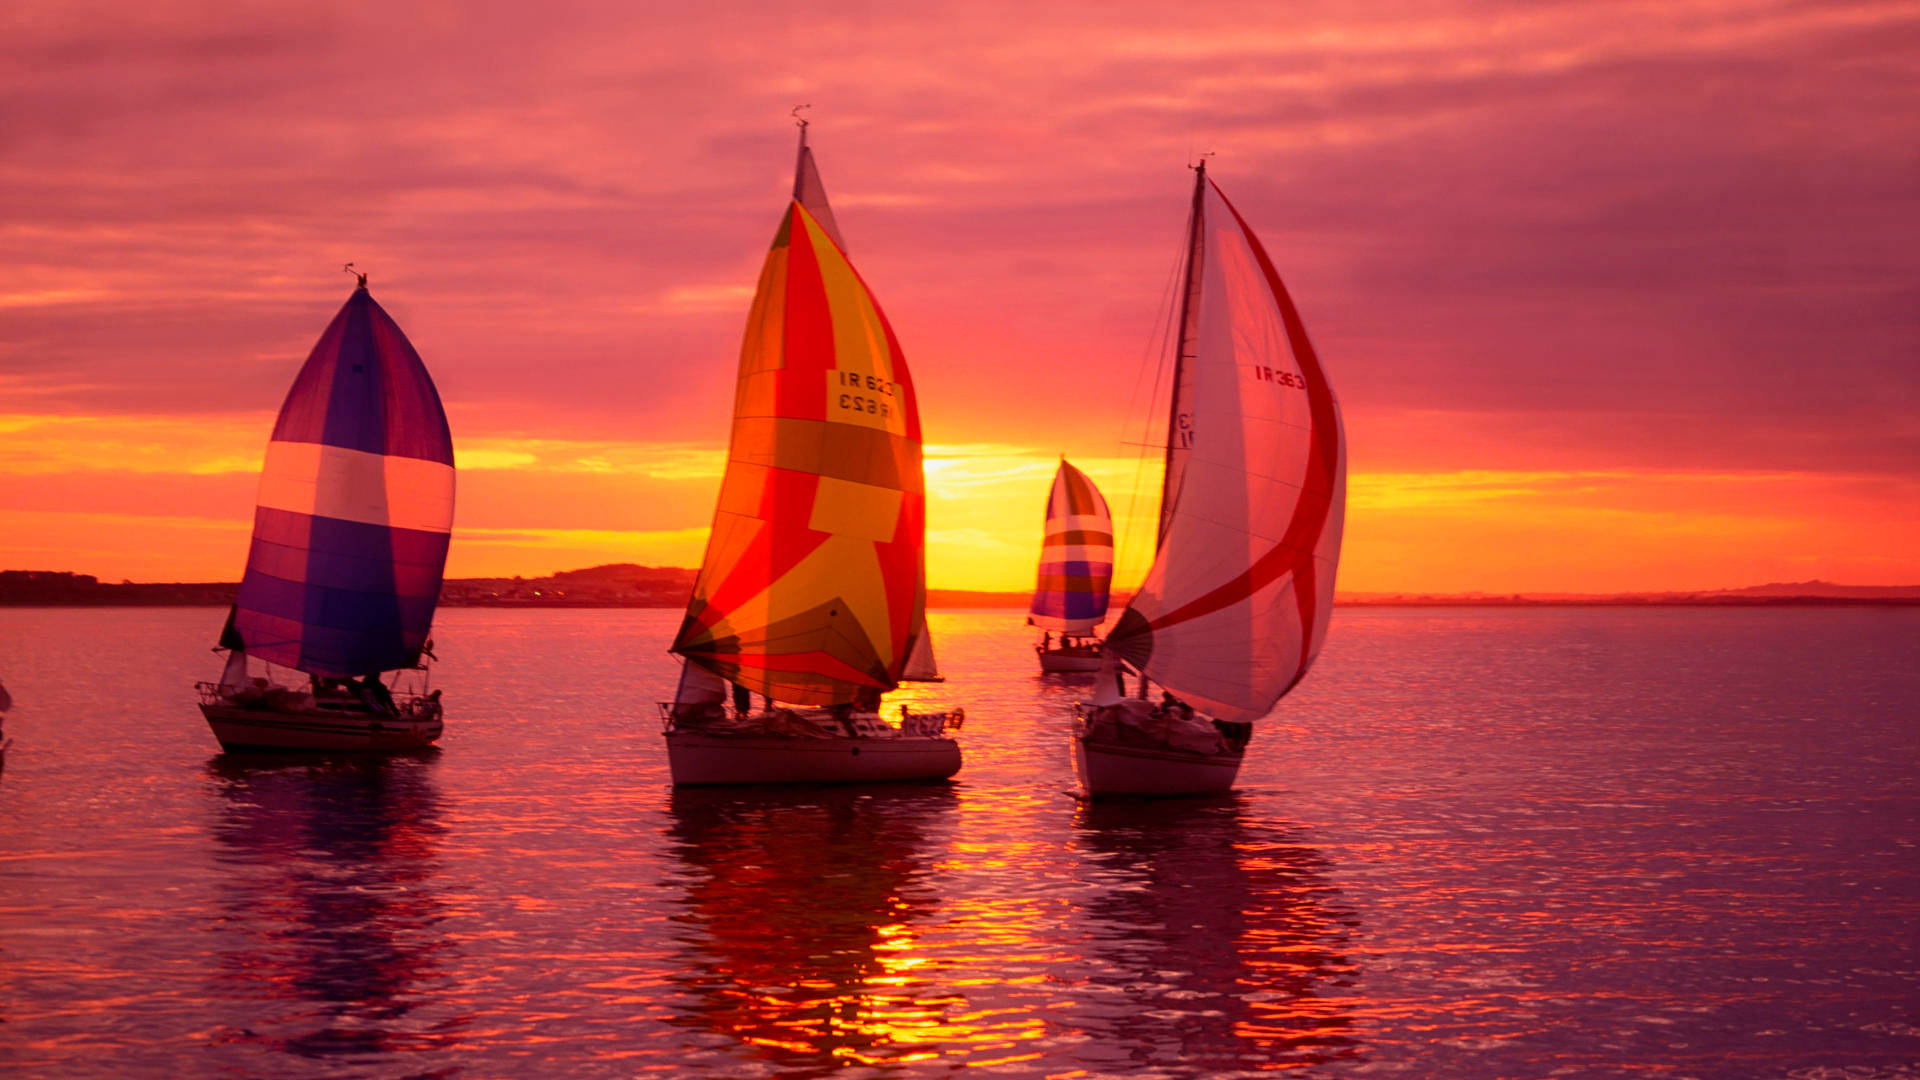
224;282;456;677
1029;459;1114;634
900;628;943;682
671;194;926;707
1106;175;1347;724
674;659;731;707
794;139;847;253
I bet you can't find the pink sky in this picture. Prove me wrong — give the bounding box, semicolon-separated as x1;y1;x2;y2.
3;0;1916;591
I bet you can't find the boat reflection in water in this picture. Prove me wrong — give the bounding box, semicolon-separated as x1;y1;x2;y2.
203;752;463;1064
1070;795;1361;1073
663;784;959;1072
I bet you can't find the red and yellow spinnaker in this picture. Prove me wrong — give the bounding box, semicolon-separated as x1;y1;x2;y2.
671;201;926;705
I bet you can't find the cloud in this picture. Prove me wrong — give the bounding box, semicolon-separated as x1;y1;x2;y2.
2;0;1915;588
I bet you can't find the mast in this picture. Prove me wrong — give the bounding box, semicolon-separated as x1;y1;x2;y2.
1138;161;1210;699
793;109;809;200
1158;160;1207;552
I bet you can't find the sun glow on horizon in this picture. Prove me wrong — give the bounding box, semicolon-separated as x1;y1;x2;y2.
1;422;1913;593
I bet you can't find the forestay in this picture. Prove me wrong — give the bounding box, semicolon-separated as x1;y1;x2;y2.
1106;175;1347;724
1029;459;1114;634
221;281;455;677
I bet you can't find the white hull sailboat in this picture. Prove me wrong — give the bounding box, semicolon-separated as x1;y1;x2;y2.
198;270;456;754
1071;718;1243;796
663;726;961;786
1078;161;1348;798
1030;459;1116;674
662;116;961;786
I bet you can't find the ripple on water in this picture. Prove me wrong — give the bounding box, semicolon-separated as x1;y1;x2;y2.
0;606;1914;1078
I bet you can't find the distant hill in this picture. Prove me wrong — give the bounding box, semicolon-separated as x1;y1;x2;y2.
0;570;235;606
440;563;695;606
3;567;1916;608
1713;580;1920;600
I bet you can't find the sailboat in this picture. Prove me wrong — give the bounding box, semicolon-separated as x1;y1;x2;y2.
196;270;455;752
1030;458;1114;673
660;119;962;786
1076;162;1347;797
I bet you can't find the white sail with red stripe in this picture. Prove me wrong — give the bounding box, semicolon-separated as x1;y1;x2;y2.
1104;167;1346;724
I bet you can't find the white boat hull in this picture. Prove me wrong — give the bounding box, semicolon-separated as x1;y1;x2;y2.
200;703;443;752
665;730;961;786
1073;734;1243;797
1038;649;1103;673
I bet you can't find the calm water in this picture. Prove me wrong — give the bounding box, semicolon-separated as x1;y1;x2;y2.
1;606;1916;1079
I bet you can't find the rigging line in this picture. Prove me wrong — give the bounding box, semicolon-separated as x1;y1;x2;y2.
1159;454;1339;497
1118;206;1193;595
1115;227;1187;452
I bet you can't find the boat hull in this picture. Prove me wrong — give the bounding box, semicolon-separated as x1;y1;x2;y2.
200;703;443;752
1038;649;1103;673
1073;734;1243;797
665;731;961;786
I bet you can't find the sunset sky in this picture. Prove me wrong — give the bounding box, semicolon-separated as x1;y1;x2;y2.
3;0;1916;594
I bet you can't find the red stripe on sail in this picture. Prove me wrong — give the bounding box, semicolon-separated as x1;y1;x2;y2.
683;469;831;637
1144;182;1341;675
778;204;834;421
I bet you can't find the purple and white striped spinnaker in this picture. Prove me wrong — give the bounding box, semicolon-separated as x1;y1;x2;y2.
1029;459;1114;635
220;280;454;677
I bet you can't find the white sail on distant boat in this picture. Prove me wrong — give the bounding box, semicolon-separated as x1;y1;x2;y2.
1076;161;1347;797
1030;458;1115;673
659;117;963;786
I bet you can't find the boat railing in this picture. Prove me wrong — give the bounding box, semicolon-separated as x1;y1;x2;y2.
198;680;440;718
899;705;964;735
660;702;965;737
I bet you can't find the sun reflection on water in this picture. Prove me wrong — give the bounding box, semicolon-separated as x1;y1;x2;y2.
662;784;967;1073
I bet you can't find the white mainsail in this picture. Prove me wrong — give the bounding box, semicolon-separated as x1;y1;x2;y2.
900;630;943;682
1106;169;1347;724
794;126;846;253
674;659;731;708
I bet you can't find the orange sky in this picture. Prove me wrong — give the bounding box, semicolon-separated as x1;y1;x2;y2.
3;1;1916;594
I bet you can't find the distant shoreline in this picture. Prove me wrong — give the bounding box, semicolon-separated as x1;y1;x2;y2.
3;568;1916;609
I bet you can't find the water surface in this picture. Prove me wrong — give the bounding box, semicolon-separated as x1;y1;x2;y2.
1;606;1915;1077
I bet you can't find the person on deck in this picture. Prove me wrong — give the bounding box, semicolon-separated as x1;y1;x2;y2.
357;675;396;716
